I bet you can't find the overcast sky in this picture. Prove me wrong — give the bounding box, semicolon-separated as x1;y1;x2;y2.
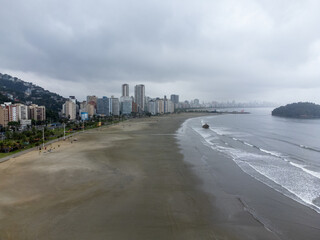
1;0;320;103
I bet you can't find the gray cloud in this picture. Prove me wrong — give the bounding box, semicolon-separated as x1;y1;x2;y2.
1;0;320;103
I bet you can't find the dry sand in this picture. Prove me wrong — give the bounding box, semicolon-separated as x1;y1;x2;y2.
0;114;273;239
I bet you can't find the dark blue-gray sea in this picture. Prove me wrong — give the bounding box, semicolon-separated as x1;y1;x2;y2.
178;108;320;214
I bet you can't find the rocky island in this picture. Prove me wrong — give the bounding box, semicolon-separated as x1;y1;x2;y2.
272;102;320;118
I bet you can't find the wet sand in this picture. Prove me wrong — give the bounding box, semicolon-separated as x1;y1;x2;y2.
179;115;320;240
0;114;316;239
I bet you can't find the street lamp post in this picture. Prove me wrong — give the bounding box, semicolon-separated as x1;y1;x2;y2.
42;126;45;148
63;123;66;140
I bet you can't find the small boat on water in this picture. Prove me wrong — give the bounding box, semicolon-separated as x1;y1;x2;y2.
202;123;209;129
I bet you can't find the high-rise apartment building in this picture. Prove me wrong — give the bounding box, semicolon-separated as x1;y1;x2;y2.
0;106;9;127
17;104;29;120
156;99;164;114
8;104;18;122
62;100;76;120
87;95;97;109
1;103;15;122
97;97;110;116
164;99;175;113
79;101;87;110
35;106;46;121
122;84;129;97
170;94;179;111
132;102;138;113
86;103;96;117
120;96;132;115
29;104;46;121
111;97;120;116
69;96;77;103
148;99;156;115
170;94;179;104
134;84;145;112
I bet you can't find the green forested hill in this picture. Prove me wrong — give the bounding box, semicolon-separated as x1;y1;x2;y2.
0;92;10;103
272;102;320;118
0;73;66;121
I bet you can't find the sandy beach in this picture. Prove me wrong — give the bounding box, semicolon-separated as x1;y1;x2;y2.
0;114;223;239
0;113;319;239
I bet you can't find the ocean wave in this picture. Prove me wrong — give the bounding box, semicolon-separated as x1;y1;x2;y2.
194;128;320;213
243;142;254;147
299;144;320;153
289;162;320;180
184;114;320;213
259;148;282;158
266;136;320;153
231;152;320;213
242;160;320;213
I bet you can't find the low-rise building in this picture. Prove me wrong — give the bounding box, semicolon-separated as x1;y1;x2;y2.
80;112;89;121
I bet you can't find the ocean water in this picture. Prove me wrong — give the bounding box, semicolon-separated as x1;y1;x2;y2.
178;108;320;213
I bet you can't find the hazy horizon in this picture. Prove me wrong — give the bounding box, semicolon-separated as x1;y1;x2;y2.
1;0;320;104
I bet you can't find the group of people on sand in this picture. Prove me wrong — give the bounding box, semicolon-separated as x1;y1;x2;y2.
38;144;60;154
37;136;77;154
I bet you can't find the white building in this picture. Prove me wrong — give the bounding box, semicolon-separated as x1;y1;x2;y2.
164;99;175;113
16;104;29;120
156;99;164;114
9;105;18;122
62;100;77;120
148;99;156;115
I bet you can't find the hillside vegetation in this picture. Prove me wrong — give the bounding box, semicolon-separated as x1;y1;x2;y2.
272;102;320;118
0;73;66;121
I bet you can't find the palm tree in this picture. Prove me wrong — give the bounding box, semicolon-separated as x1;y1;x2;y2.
0;141;4;152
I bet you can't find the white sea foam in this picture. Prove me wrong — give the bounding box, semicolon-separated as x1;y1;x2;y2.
259;148;282;158
184;114;320;213
210;127;231;136
227;148;320;212
243;141;254;147
192;128;218;148
194;127;320;213
299;144;320;153
186;117;320;213
290;162;320;179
